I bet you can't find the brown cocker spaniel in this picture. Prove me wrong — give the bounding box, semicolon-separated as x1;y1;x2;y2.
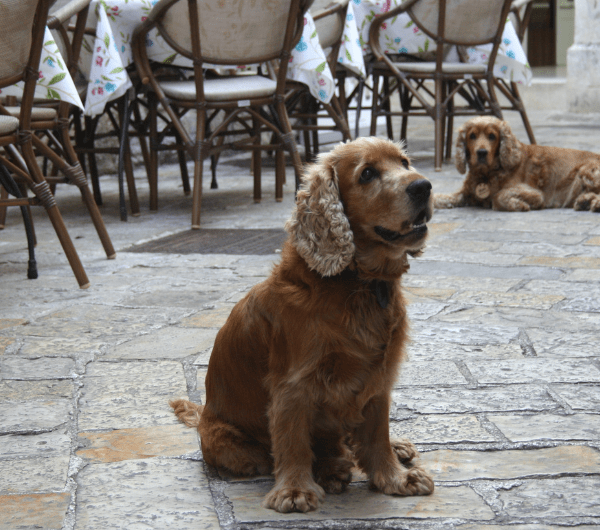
171;137;435;513
434;116;600;212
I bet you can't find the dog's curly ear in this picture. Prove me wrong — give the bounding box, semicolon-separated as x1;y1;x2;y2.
498;119;522;169
285;161;355;277
455;124;468;174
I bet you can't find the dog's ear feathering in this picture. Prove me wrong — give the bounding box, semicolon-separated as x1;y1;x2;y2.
455;125;468;174
285;159;355;277
498;119;522;170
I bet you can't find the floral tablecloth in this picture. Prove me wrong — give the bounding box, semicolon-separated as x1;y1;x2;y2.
1;27;84;109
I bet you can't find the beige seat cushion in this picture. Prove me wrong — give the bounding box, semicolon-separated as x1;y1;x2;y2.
4;106;58;121
0;115;19;135
159;75;277;102
392;61;487;74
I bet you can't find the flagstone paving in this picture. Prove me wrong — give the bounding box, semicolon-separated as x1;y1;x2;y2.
1;109;600;529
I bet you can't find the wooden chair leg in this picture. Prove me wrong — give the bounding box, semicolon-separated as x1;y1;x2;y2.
148;91;159;211
0;184;7;229
276;99;303;191
253;117;262;203
434;77;444;172
84;116;102;206
370;73;380;137
275;147;284;202
191;106;207;229
383;76;393;140
510;81;536;144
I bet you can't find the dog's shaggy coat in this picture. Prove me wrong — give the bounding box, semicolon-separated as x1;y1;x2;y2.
171;137;435;513
434;116;600;212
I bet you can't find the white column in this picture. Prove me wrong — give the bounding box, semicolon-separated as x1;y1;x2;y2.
567;0;600;112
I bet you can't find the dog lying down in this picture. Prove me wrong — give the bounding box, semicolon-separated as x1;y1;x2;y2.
434;116;600;212
171;137;435;513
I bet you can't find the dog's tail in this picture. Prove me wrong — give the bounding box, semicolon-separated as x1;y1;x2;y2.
169;398;204;428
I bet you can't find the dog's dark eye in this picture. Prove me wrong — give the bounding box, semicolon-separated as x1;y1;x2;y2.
488;133;496;141
359;166;380;183
469;132;476;140
401;159;410;170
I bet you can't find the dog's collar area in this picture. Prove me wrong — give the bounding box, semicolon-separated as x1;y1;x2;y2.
370;279;390;309
336;268;390;309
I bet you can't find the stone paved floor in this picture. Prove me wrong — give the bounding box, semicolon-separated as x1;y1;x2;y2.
1;107;600;530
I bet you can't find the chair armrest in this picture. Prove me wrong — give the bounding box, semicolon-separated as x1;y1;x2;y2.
47;0;92;28
368;0;419;61
311;0;349;22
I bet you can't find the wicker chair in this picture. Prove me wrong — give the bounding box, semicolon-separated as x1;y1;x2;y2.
0;0;115;288
132;0;311;228
286;0;351;162
368;0;514;171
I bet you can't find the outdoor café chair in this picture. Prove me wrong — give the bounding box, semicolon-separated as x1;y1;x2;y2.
132;0;311;228
0;0;115;288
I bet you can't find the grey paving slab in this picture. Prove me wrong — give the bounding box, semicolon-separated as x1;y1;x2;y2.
392;386;560;415
488;413;600;442
498;477;600;519
389;414;496;444
397;361;468;386
421;446;600;481
551;384;600;411
0;356;75;380
0;431;71;458
466;359;600;384
0;399;72;434
0;379;72;401
0;456;70;494
105;326;218;360
78;361;187;430
75;458;219;529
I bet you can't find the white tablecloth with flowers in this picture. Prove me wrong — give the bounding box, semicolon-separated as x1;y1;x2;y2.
1;27;84;109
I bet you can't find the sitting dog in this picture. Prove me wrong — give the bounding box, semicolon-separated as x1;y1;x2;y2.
171;137;435;513
434;116;600;212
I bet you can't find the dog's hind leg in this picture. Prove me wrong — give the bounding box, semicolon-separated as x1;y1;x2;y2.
197;407;273;476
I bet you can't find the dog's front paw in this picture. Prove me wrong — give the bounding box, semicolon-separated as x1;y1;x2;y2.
391;439;419;464
506;197;531;211
263;481;325;513
371;465;434;497
433;193;459;209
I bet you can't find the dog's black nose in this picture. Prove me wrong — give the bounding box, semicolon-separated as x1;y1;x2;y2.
477;148;488;161
406;179;432;202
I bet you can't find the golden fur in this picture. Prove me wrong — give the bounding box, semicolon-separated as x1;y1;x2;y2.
434;116;600;212
171;137;435;513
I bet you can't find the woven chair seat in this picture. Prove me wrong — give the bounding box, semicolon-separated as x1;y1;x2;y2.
0;114;19;134
4;106;58;121
159;75;277;102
